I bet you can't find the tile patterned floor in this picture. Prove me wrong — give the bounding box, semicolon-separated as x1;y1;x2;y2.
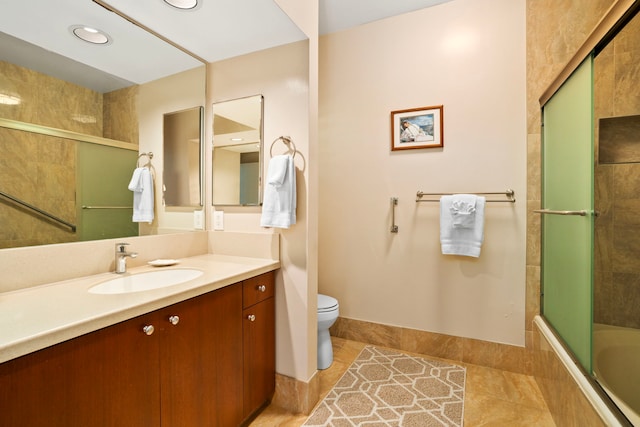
249;337;556;426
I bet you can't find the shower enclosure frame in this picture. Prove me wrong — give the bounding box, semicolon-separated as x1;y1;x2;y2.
538;0;640;425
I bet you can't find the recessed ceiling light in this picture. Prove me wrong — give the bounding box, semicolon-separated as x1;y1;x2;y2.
231;137;244;142
163;0;199;10
70;25;111;45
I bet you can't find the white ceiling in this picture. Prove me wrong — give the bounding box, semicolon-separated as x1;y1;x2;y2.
0;0;452;92
319;0;452;34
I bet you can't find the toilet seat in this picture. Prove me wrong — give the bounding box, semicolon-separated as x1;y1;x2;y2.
318;294;338;313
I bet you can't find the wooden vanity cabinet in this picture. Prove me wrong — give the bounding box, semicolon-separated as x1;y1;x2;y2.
0;274;272;427
0;310;162;427
242;271;276;421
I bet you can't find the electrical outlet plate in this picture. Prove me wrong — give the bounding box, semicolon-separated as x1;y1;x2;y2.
193;210;204;229
213;211;224;230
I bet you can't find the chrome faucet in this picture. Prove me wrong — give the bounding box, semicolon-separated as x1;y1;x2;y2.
115;243;138;274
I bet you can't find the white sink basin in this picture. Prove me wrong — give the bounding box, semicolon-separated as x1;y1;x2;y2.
89;269;204;294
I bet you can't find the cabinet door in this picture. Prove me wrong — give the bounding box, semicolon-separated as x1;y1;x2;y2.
211;284;244;426
243;296;275;419
160;284;243;427
0;314;161;427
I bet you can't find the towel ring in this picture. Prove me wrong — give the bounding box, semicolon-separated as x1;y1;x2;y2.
137;151;153;167
269;136;297;158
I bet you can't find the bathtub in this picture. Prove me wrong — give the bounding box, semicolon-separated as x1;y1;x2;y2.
534;316;625;426
593;323;640;426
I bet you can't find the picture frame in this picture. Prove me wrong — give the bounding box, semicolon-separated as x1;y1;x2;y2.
390;105;443;151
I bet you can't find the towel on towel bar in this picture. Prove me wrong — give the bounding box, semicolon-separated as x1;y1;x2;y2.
440;194;485;257
260;155;296;229
128;167;154;223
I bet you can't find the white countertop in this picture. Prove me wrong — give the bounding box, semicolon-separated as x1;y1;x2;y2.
0;254;280;364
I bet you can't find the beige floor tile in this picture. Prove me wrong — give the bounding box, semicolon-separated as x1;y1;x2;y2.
250;338;555;427
465;364;549;410
464;394;556;426
248;405;308;427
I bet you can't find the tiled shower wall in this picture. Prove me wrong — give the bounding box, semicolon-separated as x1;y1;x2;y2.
594;11;640;329
0;61;138;248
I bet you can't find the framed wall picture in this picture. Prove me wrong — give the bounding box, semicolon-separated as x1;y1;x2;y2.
391;105;443;151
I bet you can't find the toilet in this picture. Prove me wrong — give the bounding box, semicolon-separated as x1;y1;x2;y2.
317;294;339;370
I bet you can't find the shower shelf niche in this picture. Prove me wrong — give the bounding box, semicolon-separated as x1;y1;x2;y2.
599;114;640;164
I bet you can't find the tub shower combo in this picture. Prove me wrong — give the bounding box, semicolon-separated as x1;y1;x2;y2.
538;2;640;425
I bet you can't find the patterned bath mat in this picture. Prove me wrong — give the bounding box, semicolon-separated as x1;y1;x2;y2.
303;346;466;426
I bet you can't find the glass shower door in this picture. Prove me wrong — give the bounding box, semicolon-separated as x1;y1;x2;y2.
540;57;595;372
77;143;139;241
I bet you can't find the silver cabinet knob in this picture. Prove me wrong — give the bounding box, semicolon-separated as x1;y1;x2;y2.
257;285;266;292
247;314;256;322
169;315;180;326
143;325;155;336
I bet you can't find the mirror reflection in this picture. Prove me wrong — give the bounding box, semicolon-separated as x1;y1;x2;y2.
164;107;204;207
212;95;263;206
0;1;205;249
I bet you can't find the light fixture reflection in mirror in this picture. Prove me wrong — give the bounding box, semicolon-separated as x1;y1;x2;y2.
212;95;263;206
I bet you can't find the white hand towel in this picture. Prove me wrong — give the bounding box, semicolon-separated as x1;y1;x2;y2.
440;194;485;257
450;194;477;228
128;167;143;192
130;167;154;224
266;155;289;186
260;155;296;228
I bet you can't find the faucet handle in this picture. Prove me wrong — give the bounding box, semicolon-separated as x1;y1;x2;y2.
116;242;130;252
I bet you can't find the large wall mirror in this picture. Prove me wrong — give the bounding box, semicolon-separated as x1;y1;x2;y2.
212;95;263;206
0;1;205;249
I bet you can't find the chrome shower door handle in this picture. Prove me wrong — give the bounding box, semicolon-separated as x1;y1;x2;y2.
533;209;589;216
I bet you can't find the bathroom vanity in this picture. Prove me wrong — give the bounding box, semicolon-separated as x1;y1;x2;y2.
0;254;277;427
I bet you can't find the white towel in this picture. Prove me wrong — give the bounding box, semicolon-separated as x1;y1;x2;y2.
266;155;289;186
260;155;296;228
127;167;143;192
440;194;485;257
129;167;154;223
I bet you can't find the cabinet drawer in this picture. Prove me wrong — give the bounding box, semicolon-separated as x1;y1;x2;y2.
243;271;275;308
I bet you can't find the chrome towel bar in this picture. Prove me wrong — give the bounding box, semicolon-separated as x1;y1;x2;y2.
416;189;516;203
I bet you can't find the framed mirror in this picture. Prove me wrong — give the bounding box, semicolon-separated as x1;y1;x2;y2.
212;95;263;206
163;107;204;207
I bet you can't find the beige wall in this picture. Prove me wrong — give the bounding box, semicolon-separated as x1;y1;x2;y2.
206;40;318;382
137;66;206;235
318;0;527;346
